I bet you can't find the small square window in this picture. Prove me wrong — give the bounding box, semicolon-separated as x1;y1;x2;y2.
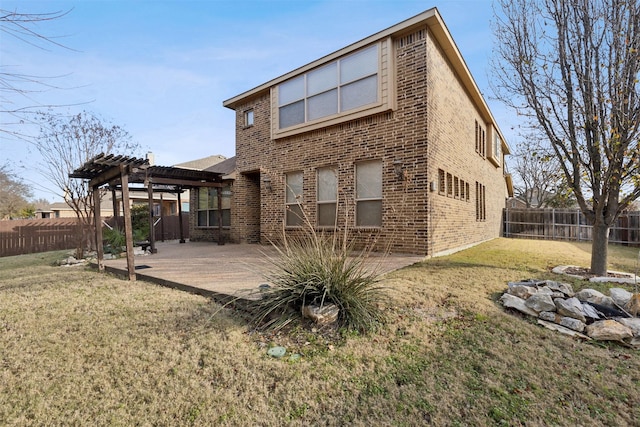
244;109;254;127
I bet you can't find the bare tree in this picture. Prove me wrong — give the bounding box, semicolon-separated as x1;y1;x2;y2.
0;8;76;139
33;111;139;257
0;163;33;219
511;140;576;208
492;0;640;275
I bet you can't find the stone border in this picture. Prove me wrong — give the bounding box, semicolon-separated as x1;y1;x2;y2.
500;279;640;348
552;265;640;285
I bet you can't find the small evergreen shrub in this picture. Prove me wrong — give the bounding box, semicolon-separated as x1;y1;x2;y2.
103;227;125;255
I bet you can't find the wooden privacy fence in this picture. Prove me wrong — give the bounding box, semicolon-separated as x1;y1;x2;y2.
0;213;191;257
0;218;82;257
503;208;640;246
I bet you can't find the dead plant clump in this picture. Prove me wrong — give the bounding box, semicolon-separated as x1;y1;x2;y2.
0;240;639;426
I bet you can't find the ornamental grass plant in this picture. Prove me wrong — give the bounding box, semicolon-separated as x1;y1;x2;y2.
249;207;387;333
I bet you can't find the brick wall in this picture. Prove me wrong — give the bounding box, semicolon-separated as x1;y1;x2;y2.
424;28;507;255
228;25;508;256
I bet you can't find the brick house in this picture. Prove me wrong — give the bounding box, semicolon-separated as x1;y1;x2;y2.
193;8;512;256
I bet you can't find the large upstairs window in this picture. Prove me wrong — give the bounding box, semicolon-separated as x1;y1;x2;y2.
278;44;379;130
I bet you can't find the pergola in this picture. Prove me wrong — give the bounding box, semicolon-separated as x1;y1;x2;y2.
70;153;223;280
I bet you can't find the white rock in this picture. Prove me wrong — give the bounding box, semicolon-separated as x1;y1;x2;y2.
543;280;575;297
508;285;538;300
609;288;633;307
500;294;539;317
301;304;339;325
559;317;586;332
575;289;616;309
555;297;586;322
615;317;640;337
539;311;559;322
537;319;591;340
581;302;602;320
525;294;556;313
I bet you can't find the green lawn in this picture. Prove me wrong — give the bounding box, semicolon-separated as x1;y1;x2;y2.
1;239;638;426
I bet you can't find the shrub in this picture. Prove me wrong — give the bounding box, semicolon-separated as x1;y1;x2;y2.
250;217;387;333
103;227;125;255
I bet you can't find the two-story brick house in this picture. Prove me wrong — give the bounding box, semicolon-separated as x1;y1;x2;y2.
198;8;511;256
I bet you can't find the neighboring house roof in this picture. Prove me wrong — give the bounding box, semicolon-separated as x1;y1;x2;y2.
204;156;236;179
174;155;227;171
48;202;74;212
222;8;510;155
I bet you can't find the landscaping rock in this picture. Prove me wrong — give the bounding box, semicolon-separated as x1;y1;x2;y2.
501;279;639;346
586;320;633;341
539;311;559;322
537;319;591;340
609;288;633;308
508;285;538;300
525;293;556;313
499;294;539;317
581;302;603;320
543;280;574;297
537;286;554;295
507;279;543;288
615;317;640;337
302;304;339;325
575;289;616;309
555;297;586;323
559;317;586;332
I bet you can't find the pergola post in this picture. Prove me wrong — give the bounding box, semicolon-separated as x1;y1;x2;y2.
120;165;136;281
177;188;186;243
93;185;104;272
147;179;157;253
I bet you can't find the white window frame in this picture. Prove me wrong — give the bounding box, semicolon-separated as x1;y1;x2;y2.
244;109;254;127
272;39;394;139
285;171;304;227
317;166;338;227
355;160;382;228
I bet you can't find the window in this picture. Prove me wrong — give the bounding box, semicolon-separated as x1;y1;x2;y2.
487;126;503;167
355;160;382;227
197;186;231;227
454;177;460;199
476;182;486;221
244;109;254;127
278;44;379;129
438;169;445;194
475;120;486;158
285;171;304;226
317;167;337;227
446;173;453;197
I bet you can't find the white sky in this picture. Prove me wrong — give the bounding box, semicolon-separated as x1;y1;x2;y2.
0;0;518;201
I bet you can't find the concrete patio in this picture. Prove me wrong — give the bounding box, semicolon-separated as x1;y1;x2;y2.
101;240;425;301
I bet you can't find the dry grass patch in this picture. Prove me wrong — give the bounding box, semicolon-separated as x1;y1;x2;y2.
1;240;638;426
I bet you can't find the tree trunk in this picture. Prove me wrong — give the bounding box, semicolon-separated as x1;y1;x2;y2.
590;223;609;276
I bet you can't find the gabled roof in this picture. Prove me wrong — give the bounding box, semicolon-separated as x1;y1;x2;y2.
223;7;510;154
204;156;236;177
174;155;227;171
